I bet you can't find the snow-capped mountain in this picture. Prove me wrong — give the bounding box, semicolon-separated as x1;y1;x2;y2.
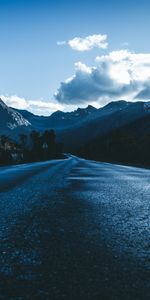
0;98;32;137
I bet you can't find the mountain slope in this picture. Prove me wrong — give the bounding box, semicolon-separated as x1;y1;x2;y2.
59;101;150;151
77;113;150;166
0;99;32;138
18;105;98;131
15;109;49;131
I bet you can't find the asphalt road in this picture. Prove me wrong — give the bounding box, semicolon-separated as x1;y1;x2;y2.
0;156;150;300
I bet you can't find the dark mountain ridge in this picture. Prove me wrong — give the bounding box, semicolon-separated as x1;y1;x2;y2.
1;98;150;155
17;104;98;131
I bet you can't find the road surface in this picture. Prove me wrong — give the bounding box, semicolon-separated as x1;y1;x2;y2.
0;156;150;299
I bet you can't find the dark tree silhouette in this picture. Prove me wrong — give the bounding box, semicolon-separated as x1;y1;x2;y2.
19;134;28;148
0;129;64;166
30;130;42;161
42;129;56;158
76;125;150;167
0;135;13;165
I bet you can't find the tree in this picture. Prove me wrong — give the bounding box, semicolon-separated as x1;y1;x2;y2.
42;130;56;158
19;134;28;148
30;131;42;161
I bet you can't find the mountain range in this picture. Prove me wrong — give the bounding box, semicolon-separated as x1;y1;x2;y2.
1;98;150;152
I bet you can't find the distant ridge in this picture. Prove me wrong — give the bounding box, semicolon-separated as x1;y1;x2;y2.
1;99;150;151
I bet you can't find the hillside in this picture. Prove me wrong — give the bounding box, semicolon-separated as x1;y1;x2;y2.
0;99;32;138
77;114;150;166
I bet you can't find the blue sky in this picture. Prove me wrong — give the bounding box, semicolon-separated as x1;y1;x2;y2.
0;0;150;114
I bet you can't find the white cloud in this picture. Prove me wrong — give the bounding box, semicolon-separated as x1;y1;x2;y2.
0;95;29;110
55;50;150;105
0;95;64;116
68;34;108;51
96;50;150;82
75;61;92;74
56;34;108;51
28;100;64;115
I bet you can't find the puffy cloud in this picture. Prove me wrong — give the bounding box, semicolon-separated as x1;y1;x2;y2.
0;95;63;116
57;34;108;51
68;34;108;51
55;50;150;105
74;61;92;74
